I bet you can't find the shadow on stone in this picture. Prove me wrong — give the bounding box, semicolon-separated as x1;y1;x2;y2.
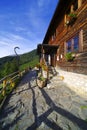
27;87;87;130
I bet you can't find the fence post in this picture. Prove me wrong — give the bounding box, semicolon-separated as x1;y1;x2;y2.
47;67;49;80
19;71;23;77
2;80;6;96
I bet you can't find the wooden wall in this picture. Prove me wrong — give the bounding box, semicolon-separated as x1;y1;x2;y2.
83;25;87;51
48;1;87;74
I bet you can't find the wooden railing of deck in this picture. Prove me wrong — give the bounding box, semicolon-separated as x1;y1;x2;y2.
0;68;29;107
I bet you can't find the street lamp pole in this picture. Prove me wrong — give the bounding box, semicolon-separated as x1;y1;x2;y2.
14;47;20;69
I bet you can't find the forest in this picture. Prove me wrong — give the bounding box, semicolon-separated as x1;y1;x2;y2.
0;49;39;79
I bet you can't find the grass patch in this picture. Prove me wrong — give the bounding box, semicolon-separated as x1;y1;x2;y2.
6;85;12;95
0;77;21;105
80;106;87;109
85;119;87;122
19;58;39;71
0;84;3;90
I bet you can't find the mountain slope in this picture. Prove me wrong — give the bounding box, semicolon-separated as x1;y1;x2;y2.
0;49;39;79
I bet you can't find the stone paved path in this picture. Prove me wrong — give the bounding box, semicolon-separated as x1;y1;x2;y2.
0;70;87;130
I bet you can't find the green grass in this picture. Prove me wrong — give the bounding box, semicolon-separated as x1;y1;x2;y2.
80;106;87;109
0;77;21;105
19;58;39;71
0;84;3;90
85;119;87;122
0;53;39;105
15;124;19;130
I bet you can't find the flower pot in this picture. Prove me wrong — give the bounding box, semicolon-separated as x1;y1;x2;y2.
37;78;47;88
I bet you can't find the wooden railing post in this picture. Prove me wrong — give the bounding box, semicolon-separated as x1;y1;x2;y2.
19;71;23;77
2;80;6;96
10;79;15;88
47;67;49;80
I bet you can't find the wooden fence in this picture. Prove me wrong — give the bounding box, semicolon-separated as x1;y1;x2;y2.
0;69;29;106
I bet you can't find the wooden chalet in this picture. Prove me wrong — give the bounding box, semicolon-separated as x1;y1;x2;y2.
37;0;87;75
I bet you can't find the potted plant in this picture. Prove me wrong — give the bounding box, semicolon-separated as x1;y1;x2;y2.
68;13;77;18
37;75;47;88
65;52;75;62
66;13;77;26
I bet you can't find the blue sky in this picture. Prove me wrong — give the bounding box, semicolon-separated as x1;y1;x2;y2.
0;0;58;58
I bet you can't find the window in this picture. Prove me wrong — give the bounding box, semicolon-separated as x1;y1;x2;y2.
73;0;78;11
52;32;56;41
67;41;72;52
73;35;79;51
72;0;83;11
52;35;54;41
66;33;80;53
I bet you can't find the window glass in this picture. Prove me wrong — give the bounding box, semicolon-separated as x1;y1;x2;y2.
66;34;79;52
72;0;78;11
66;31;83;53
67;40;72;52
73;35;79;51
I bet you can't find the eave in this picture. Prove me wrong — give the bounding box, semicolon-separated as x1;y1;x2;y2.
42;0;71;44
37;44;59;55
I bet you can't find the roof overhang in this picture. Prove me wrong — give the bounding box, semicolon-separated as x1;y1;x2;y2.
37;44;59;55
42;0;70;44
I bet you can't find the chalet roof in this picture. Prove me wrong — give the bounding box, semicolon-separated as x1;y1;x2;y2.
37;44;59;55
42;0;70;44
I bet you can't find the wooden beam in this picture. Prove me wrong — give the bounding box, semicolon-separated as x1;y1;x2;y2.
71;4;74;12
78;0;82;8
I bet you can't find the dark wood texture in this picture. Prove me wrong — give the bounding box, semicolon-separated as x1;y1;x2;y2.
42;0;87;74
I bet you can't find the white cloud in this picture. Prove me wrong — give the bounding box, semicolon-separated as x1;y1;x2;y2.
15;27;27;32
25;0;54;37
0;47;12;58
0;41;9;46
9;34;24;40
0;0;58;58
0;31;40;58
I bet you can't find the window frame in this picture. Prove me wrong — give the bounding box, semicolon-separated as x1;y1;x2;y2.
65;30;83;54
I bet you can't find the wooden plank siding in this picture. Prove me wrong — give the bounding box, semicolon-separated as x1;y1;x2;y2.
57;4;87;74
43;0;87;74
83;25;87;51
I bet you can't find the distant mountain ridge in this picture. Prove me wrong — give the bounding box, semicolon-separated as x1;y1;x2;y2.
0;49;39;79
0;49;38;67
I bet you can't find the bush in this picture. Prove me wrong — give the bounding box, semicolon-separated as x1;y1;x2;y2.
65;52;74;61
